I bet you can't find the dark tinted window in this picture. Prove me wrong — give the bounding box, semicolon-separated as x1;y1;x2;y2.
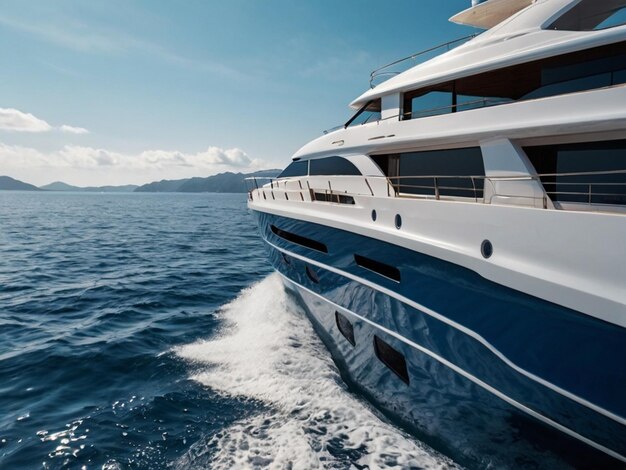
310;157;361;176
404;91;453;119
525;140;626;206
346;99;381;127
549;0;626;31
313;192;355;204
278;161;308;178
402;42;626;120
380;147;485;198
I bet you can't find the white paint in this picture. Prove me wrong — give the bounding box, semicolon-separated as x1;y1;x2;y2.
381;93;401;120
250;190;626;328
480;138;548;207
352;0;625;108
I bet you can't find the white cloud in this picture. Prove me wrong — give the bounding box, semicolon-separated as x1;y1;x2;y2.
196;147;252;167
0;142;272;186
0;108;52;132
0;107;89;135
60;125;89;135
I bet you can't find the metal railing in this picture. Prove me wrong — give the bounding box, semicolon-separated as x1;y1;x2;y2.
246;170;626;210
369;34;478;88
321;97;512;135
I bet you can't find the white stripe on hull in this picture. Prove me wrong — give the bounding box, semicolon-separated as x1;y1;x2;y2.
263;236;626;427
278;272;626;463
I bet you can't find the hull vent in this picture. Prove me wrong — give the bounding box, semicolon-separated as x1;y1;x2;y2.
354;254;401;282
270;225;328;254
335;311;356;346
374;335;410;385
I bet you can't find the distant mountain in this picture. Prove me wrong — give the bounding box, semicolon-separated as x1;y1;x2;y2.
40;181;138;192
0;176;40;191
39;181;79;191
134;169;281;193
83;185;138;193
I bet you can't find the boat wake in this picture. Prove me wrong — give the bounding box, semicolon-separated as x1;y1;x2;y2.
175;274;458;469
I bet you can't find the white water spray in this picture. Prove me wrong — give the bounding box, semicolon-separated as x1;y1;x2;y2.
175;274;458;469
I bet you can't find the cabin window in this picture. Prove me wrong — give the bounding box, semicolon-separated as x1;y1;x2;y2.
549;0;626;31
524;140;626;206
309;156;361;176
278;161;308;178
373;147;485;199
403;90;453;119
345;99;381;127
401;41;626;120
312;192;356;205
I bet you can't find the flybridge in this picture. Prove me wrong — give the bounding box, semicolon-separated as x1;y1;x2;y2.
451;0;535;29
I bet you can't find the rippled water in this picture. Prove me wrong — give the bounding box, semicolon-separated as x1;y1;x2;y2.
0;192;456;469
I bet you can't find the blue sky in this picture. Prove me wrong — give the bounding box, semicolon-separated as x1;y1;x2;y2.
0;0;476;186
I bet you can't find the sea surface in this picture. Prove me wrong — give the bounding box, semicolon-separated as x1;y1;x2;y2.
0;192;457;469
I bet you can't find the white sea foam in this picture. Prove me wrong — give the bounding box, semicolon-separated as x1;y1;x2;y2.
175;274;458;469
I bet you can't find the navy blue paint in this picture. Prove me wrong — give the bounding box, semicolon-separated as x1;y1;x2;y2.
255;211;626;461
286;276;623;469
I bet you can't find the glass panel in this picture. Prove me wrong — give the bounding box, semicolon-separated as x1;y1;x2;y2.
396;147;484;198
612;69;626;85
596;7;626;29
347;109;381;127
401;42;626;120
310;156;361;176
408;91;453;119
278;161;308;178
523;73;612;100
456;95;513;112
525;140;626;205
549;0;626;31
346;100;381;128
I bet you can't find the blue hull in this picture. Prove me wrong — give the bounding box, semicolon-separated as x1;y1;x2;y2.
254;211;626;468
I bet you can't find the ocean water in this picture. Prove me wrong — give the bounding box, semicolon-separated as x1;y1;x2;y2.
0;192;457;469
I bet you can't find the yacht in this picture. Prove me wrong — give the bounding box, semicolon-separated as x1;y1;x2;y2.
247;0;626;467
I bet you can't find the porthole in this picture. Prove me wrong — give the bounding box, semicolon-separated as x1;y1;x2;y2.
306;265;320;284
395;214;402;229
481;240;493;259
371;210;377;222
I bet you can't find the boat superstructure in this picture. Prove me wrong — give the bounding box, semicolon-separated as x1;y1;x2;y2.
248;1;626;467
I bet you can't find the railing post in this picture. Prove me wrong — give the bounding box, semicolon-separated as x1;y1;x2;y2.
588;184;592;205
434;177;440;200
471;177;477;202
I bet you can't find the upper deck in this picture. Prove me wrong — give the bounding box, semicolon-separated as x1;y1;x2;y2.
352;0;626;109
